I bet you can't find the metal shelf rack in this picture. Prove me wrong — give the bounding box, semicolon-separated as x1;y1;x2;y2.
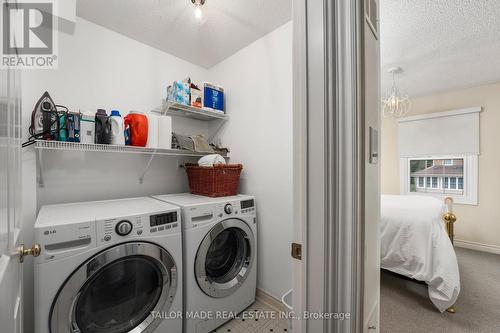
34;140;224;157
34;140;228;186
152;101;228;121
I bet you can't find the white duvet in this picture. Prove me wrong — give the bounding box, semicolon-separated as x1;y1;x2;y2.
380;195;460;312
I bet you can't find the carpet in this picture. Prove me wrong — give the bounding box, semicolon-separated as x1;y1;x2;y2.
380;247;500;333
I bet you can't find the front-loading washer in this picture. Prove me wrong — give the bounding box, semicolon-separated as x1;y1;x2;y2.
152;193;257;333
34;197;183;333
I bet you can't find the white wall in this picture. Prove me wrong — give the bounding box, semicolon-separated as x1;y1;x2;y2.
21;17;211;333
209;22;293;300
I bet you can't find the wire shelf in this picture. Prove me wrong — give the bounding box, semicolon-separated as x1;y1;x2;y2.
34;140;227;158
152;101;228;121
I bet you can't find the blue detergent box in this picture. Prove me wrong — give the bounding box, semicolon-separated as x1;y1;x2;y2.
171;81;190;106
203;83;224;112
66;112;80;142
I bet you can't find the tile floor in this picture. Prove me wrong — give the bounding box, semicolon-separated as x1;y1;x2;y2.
212;300;290;333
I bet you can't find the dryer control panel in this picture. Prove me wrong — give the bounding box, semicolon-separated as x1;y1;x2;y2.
239;198;256;214
220;198;256;217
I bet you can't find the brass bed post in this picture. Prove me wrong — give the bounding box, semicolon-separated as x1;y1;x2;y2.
442;197;457;314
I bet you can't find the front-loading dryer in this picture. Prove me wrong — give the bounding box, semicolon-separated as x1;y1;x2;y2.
34;197;183;333
153;194;257;333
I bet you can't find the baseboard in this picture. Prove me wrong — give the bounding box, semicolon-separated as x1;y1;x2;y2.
255;288;286;312
455;239;500;255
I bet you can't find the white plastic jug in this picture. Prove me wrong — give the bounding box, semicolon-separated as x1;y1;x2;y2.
158;116;172;149
109;110;125;145
146;113;158;148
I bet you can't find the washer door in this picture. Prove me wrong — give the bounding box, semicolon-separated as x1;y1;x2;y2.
50;242;178;333
195;218;255;298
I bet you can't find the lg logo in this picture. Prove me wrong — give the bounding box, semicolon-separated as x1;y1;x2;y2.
44;229;56;235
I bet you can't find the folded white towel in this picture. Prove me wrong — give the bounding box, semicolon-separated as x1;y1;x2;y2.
198;154;226;167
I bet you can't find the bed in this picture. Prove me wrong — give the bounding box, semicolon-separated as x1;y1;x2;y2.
380;195;460;312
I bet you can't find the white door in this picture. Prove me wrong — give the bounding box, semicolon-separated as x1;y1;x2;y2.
0;62;24;333
0;3;31;327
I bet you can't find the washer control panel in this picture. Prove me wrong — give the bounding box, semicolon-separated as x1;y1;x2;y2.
149;211;179;234
115;220;133;236
224;203;233;214
96;210;180;245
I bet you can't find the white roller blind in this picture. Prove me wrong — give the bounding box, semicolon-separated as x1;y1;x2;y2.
398;107;481;157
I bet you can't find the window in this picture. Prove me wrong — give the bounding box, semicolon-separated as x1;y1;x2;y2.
404;155;478;205
431;177;437;188
398;107;480;205
450;177;456;189
418;177;425;188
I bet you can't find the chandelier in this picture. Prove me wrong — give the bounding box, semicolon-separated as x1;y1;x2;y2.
191;0;206;20
382;67;410;118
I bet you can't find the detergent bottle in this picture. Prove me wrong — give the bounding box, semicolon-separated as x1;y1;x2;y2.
95;109;111;144
124;111;148;147
109;110;125;145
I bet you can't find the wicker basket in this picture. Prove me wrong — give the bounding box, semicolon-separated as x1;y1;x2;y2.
185;163;243;197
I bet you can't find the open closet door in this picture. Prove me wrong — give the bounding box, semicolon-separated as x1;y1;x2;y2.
0;63;24;332
293;0;366;332
362;0;381;330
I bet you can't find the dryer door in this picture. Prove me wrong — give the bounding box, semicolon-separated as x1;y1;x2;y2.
195;218;255;298
50;242;178;333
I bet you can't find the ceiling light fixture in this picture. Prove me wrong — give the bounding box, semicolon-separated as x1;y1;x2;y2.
191;0;206;20
382;66;411;118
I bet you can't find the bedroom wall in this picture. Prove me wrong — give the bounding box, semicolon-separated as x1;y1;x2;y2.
381;81;500;254
208;21;293;300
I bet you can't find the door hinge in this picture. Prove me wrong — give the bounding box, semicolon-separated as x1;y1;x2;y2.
291;243;302;260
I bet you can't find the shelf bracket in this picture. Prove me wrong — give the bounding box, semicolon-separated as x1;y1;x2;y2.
36;148;45;188
208;120;227;145
139;152;157;184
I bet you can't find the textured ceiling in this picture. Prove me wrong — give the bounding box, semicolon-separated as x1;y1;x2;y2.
76;0;291;68
380;0;500;97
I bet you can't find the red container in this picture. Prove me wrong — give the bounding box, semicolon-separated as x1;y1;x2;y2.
124;112;148;147
185;163;243;197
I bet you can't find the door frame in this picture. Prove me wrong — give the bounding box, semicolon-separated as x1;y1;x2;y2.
292;0;365;332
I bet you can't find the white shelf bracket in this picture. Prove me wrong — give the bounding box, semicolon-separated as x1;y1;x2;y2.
208;120;227;145
36;148;45;188
139;152;156;184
